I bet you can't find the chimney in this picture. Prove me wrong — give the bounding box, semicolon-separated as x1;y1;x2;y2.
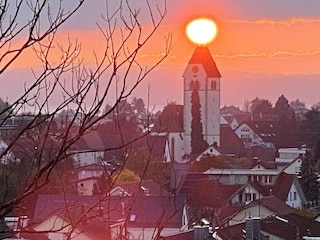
194;225;210;240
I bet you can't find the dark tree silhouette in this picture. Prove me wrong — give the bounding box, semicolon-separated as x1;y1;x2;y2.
190;81;208;154
274;95;299;148
250;98;274;121
301;107;320;149
300;149;320;202
0;0;171;238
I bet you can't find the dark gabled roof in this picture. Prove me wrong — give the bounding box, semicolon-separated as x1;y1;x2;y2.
71;130;105;151
220;105;243;116
176;172;209;194
177;174;242;206
33;194;184;229
246;195;294;215
261;213;320;238
233;113;251;125
272;172;295;201
251;160;277;170
239;121;276;143
220;124;244;156
217;213;320;239
188;47;221;78
246;181;273;197
160;229;194;240
153;104;184;133
216;222;244;240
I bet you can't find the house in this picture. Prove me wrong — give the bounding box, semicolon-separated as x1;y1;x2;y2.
272;172;306;208
150;104;185;163
204;168;306;209
222;195;295;226
220;105;251;130
203;166;279;186
73;164;108;196
195;144;221;161
219;124;245;157
33;210;120;240
32;194;185;240
68;130;105;166
0;137;17;164
215;213;320;240
234;121;276;149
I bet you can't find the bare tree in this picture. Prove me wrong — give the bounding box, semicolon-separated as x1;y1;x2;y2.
0;0;173;238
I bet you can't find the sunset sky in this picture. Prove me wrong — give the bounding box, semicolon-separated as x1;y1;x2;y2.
2;0;320;111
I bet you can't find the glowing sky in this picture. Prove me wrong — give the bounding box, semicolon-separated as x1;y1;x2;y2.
2;0;320;111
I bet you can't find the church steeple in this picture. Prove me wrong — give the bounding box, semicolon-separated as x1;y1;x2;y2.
183;46;221;155
188;46;221;78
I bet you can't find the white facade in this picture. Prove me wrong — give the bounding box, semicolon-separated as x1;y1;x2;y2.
69;150;104;166
166;132;185;163
286;181;304;208
204;168;278;186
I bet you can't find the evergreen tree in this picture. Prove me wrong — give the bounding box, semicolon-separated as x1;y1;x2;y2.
190;81;208;154
274;95;299;148
301;107;320;149
300;150;320;201
250;98;274;121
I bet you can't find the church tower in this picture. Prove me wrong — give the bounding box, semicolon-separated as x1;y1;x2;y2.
183;46;221;155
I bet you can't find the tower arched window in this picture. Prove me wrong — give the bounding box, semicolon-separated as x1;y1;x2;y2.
189;80;194;90
211;80;217;90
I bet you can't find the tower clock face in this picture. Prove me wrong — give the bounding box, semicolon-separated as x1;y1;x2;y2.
192;66;198;73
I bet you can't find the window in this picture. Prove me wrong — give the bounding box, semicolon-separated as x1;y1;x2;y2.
252;193;256;201
264;175;272;184
289;192;292;201
241;127;250;132
211;80;217;90
293;192;297;201
245;193;256;202
129;214;136;222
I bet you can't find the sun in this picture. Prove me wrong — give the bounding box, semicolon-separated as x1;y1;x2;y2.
186;18;218;45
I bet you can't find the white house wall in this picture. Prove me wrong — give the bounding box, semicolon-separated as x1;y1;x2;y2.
282;158;302;175
72;150;104;166
286;183;303;208
227;205;274;226
167;132;185;163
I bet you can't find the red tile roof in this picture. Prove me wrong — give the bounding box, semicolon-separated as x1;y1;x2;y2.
154;104;184;133
272;172;295;201
220;124;244;156
188;47;221;78
217;213;320;239
247;195;294;215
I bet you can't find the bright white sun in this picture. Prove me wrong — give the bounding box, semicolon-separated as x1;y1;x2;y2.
186;18;218;45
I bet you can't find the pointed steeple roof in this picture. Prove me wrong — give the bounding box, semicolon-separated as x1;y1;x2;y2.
188;46;221;78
